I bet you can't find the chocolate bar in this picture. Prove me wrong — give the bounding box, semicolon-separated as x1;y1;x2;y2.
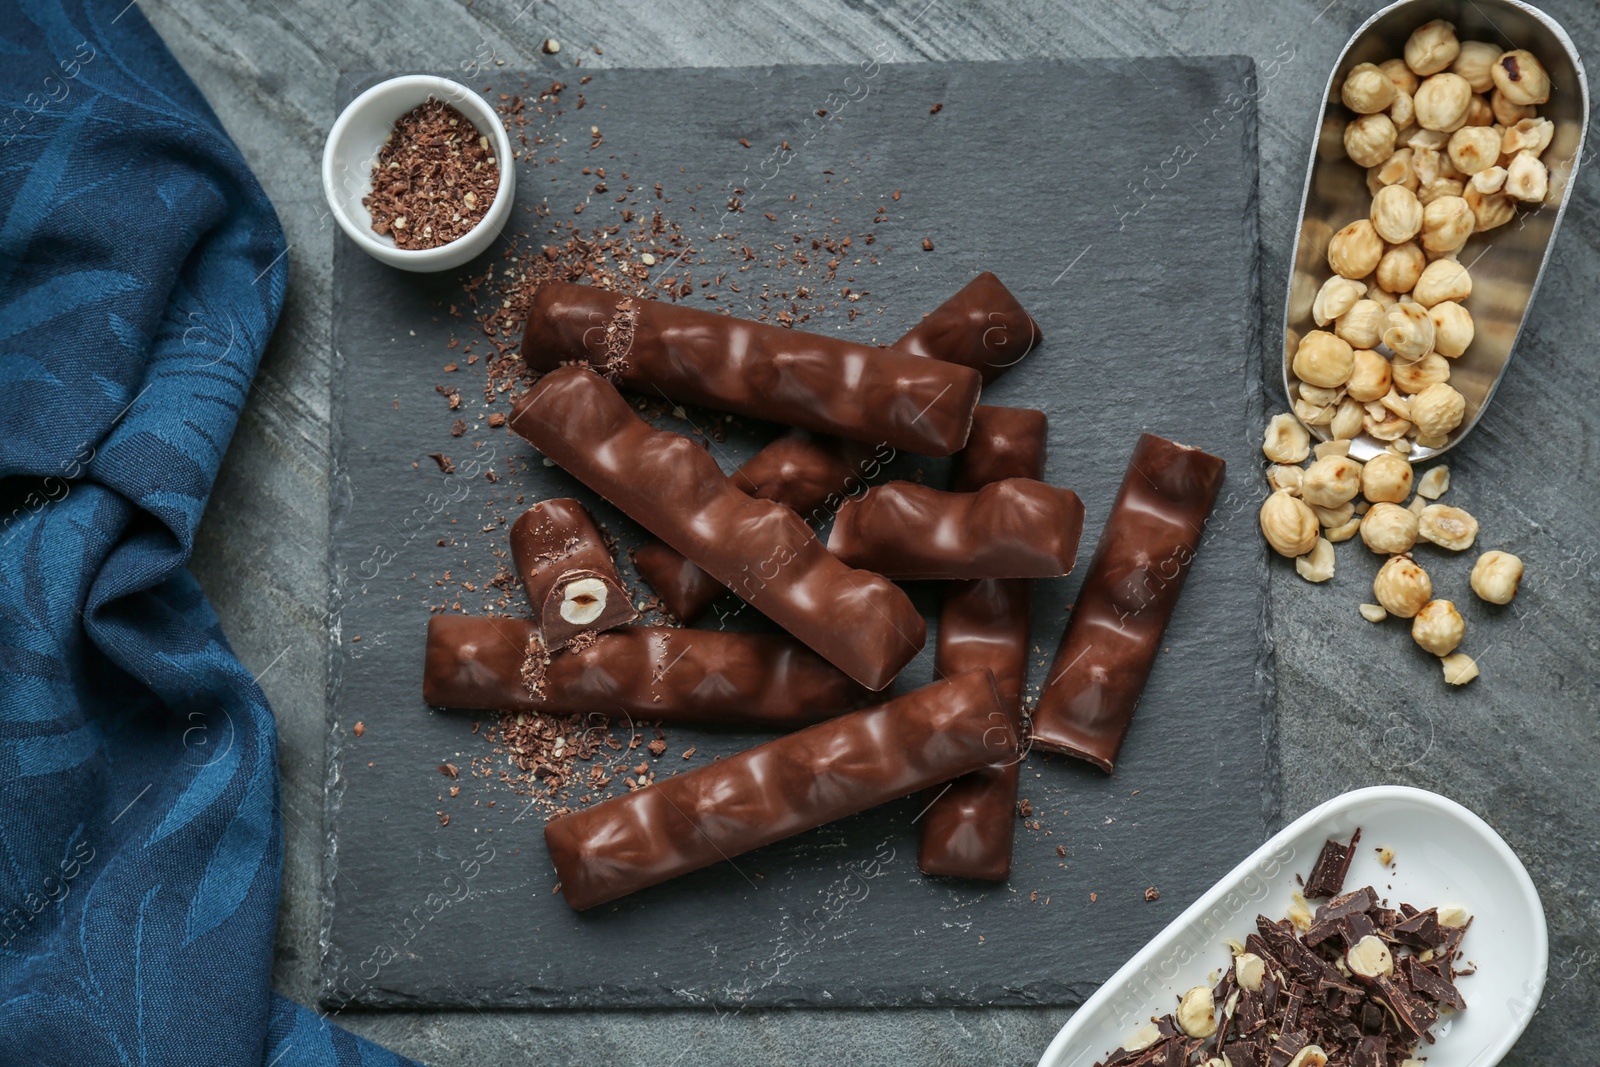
918;407;1046;881
423;616;869;727
509;498;637;649
1030;433;1226;772
895;271;1043;383
519;281;981;455
827;477;1084;580
543;668;1015;910
509;365;924;690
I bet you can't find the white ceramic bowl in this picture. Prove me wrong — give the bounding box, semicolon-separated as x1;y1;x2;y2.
321;74;515;272
1038;786;1547;1067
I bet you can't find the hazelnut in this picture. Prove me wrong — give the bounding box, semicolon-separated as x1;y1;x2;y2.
1261;491;1319;558
1345;348;1392;401
1313;275;1366;326
1234;952;1266;992
1380;57;1420;97
1414;72;1472;131
1463;93;1495;127
1412;599;1465;656
1465;184;1516;230
1505;150;1549;202
1503;117;1555;157
1292;330;1355;388
1420;194;1474;253
1286;1047;1330;1067
1369;147;1418;192
1328;517;1362;543
1362;452;1414;503
1490;87;1536;126
1447;125;1502;174
1452;40;1501;93
1336;300;1385;350
1370;185;1424;243
1312;438;1350;460
1122;1022;1161;1053
1410;382;1466;437
1417;175;1466;206
1367;282;1400;310
1406;126;1450;152
1392;352;1451;394
1441;652;1480;685
1328;219;1384;279
1330;396;1366;440
1360;502;1419;554
1418;503;1479;550
1416;465;1450;499
1295;396;1336;426
1364;408;1412;442
1296;537;1336;583
1267;463;1305;493
1405;20;1460;76
1471;550;1524;604
1427;300;1474;356
1374;555;1432;617
1310;498;1352;526
558;576;611;625
1492;49;1551;106
1376;241;1426;294
1389;89;1416;130
1344;113;1398;168
1176;985;1217;1039
1382;302;1435;359
1470;165;1508;193
1301;455;1364;508
1263;412;1312;463
1341;61;1398;114
1359;602;1389;623
1413;257;1472;306
1346;935;1396;978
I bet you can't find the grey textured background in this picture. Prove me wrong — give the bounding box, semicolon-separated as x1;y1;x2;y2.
147;0;1600;1063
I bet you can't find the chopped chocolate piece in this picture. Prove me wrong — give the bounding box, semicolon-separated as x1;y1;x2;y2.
1282;982;1308;1034
894;272;1043;383
1435;916;1471;966
1341;909;1379;946
423;616;869;727
827;477;1085;580
1400;956;1467;1011
510;498;638;650
1235;988;1266;1035
543;669;1016;910
1317;885;1377;921
363;97;499;250
1359;1001;1386;1033
1257;916;1339;986
1303;917;1343;949
1029;433;1226;772
510;366;924;689
1223;1036;1267;1067
1353;1034;1389;1067
1303;829;1362;899
1366;975;1436;1043
519;282;982;455
1267;1030;1307;1067
1391;907;1442;948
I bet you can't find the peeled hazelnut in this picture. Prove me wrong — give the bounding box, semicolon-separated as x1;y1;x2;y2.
1313;275;1366;326
1370;147;1418;192
1420;194;1474;253
1414;72;1472;131
1261;490;1319;558
1380;57;1421;97
1301;455;1364;508
1412;599;1465;656
1295;397;1336;426
1300;383;1344;409
1441;652;1480;685
1267;463;1305;493
1447;125;1502;174
1505;150;1549;201
1345;348;1392;401
1470;165;1508;193
1416;465;1450;499
1503;116;1555;157
1292;330;1355;388
1360;502;1419;554
1408;493;1429;517
558;576;610;625
1427;300;1474;356
1346;935;1396;978
1344;113;1398;168
1389;89;1416;130
1364;409;1412;441
1492;49;1551;105
1336;301;1385;350
1378;387;1413;421
1465;183;1516;230
1463;93;1495;127
1374;555;1432;617
1328;517;1362;543
1376;241;1426;293
1263;412;1312;463
1123;1022;1161;1053
1413;257;1472;306
1392;352;1451;394
1362;452;1414;503
1417;175;1466;206
1296;537;1336;583
1310;499;1353;526
1234;952;1266;992
1406;126;1449;152
1418;503;1479;550
1286;1046;1330;1067
1471;550;1524;604
1342;61;1398;113
1382;302;1435;359
1359;602;1388;623
1410;382;1466;437
1370;185;1424;243
1405;20;1460;76
1176;985;1217;1039
1330;396;1365;440
1328;219;1384;279
1452;40;1501;93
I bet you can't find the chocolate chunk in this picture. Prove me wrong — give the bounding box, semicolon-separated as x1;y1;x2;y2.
1365;975;1437;1043
1391;907;1442;948
1316;885;1377;921
1303;917;1343;949
1223;1037;1267;1067
1029;433;1226;772
1236;988;1266;1035
1267;1029;1307;1067
1400;956;1467;1011
827;477;1085;580
1341;909;1379;947
510;366;924;689
895;271;1043;383
543;669;1016;910
1303;828;1362;899
1353;1034;1389;1067
510;498;637;649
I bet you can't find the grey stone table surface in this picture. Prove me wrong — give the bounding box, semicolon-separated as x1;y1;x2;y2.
144;0;1599;1063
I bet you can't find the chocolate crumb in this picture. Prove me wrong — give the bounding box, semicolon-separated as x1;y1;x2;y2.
363;98;499;251
1144;886;1160;901
438;762;459;779
929;102;943;114
352;721;365;737
428;453;456;474
921;237;934;251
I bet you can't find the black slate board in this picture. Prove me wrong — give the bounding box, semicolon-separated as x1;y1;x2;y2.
323;57;1273;1011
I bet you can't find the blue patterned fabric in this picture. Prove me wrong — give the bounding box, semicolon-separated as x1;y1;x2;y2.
0;3;417;1063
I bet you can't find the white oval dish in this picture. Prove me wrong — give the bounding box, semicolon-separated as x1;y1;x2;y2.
1038;786;1547;1067
321;74;515;272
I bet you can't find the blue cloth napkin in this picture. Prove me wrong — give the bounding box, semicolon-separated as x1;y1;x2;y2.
0;3;419;1063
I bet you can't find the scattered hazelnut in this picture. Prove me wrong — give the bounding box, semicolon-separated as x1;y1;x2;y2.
1329;219;1385;279
1374;555;1432;617
1267;463;1305;493
1382;302;1435;359
1452;40;1501;93
1344;113;1398;168
1263;412;1312;463
1327;517;1362;543
1329;397;1365;440
1345;348;1392;402
1360;502;1419;554
1413;257;1472;306
1441;652;1480;684
1405;20;1460;76
1380;57;1421;97
542;38;561;54
1492;49;1551;105
1342;62;1399;113
1311;437;1351;460
1295;396;1336;427
1412;598;1465;655
1391;352;1451;394
1465;183;1516;230
1335;301;1385;350
1370;184;1424;243
1414;72;1472;131
1505;150;1549;202
1376;241;1426;294
1471;550;1524;604
1410;381;1467;437
1427;300;1474;356
1446;125;1502;174
1362;452;1414;503
1463;93;1495;127
1313;275;1366;326
1292;330;1355;388
1261;490;1320;558
1301;455;1364;508
1296;537;1336;583
1359;603;1388;623
1418;503;1479;550
1364;408;1412;442
1416;465;1450;499
1346;934;1396;978
1234;952;1266;992
1176;985;1217;1039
